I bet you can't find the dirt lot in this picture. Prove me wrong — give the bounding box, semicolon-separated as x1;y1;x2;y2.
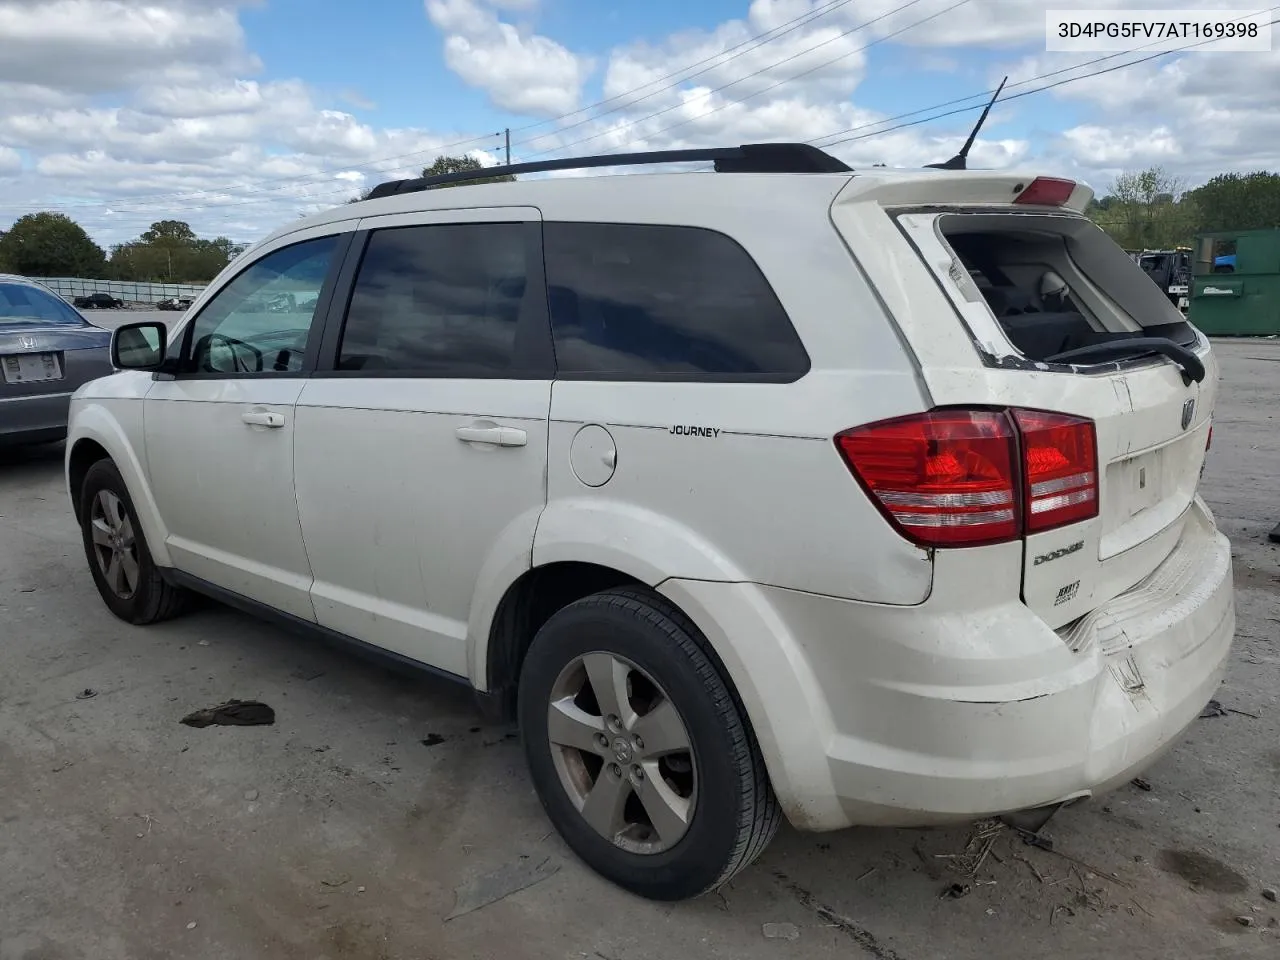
1;337;1277;960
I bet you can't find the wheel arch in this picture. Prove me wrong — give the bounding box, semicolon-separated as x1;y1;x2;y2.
481;561;646;714
66;408;171;567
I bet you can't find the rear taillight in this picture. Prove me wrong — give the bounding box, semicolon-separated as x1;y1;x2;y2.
1013;177;1075;206
835;407;1098;548
1013;409;1098;533
835;411;1018;547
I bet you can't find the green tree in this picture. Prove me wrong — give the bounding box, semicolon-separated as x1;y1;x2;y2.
106;220;240;283
1089;167;1196;250
0;211;106;277
347;153;515;203
1184;172;1280;232
422;154;515;188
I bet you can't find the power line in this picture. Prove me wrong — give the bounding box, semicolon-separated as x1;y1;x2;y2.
7;8;1271;222
536;0;969;161
14;19;1255;224
511;0;904;153
522;0;954;161
813;10;1280;150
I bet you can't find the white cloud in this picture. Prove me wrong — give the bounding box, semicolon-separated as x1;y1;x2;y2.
1;0;1277;248
425;0;592;115
0;0;258;93
0;146;20;176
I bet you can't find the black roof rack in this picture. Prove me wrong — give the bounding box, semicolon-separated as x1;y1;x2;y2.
366;142;852;199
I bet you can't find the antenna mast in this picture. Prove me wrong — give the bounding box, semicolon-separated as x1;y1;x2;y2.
927;76;1008;171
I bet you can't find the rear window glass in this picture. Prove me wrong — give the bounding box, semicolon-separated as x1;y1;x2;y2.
0;282;83;325
543;222;809;379
935;215;1194;363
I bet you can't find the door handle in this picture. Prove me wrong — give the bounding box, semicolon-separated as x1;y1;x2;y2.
242;410;286;428
455;425;527;447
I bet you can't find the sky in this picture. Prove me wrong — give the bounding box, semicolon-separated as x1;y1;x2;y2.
0;0;1276;248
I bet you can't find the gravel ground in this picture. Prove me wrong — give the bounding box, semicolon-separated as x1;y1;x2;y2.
1;338;1276;960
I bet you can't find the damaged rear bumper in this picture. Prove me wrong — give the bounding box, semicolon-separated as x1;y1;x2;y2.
670;497;1234;831
826;497;1233;827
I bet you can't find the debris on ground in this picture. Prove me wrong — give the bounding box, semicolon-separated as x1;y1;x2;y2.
1199;700;1229;719
935;819;1005;877
446;855;560;920
1224;706;1261;719
1022;832;1055;853
180;700;275;728
75;688;97;700
420;734;446;747
761;922;800;940
940;882;971;900
1236;916;1255;927
244;789;259;802
186;921;197;930
320;875;350;888
1263;887;1277;903
1131;777;1153;792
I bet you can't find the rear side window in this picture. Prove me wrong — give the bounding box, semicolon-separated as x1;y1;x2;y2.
338;223;531;375
543;222;809;380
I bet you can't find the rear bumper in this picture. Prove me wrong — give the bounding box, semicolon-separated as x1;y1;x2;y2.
662;497;1234;830
0;391;75;445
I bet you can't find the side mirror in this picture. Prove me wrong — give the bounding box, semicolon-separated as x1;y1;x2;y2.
111;322;167;370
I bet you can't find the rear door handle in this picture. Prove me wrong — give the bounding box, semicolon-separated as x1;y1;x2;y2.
242;410;286;428
455;425;527;447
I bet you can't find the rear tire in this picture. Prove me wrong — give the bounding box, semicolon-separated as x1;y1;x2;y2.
518;587;780;901
79;459;188;624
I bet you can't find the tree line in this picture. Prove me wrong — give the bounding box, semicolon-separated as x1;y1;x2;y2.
0;155;509;279
1086;168;1280;251
0;212;245;282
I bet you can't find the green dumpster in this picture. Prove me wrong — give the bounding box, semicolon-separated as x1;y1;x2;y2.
1187;227;1280;336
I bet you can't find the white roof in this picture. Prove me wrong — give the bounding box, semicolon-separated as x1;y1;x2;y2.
260;164;1089;252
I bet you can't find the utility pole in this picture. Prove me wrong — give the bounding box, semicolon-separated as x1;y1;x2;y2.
504;128;510;165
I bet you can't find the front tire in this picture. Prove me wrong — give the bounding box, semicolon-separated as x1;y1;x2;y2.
79;459;188;624
518;588;780;901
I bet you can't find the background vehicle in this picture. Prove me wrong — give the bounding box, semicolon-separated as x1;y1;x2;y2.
0;275;113;446
64;144;1232;902
1137;247;1191;311
156;296;193;311
73;292;124;309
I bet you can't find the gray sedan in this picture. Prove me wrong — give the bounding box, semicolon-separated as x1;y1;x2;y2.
1;275;114;447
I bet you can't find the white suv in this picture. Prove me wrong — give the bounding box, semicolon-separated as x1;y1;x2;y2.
66;143;1234;901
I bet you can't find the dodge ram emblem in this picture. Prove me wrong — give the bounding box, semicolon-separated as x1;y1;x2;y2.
1181;398;1195;430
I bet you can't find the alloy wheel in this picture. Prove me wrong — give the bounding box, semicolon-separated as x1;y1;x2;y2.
89;489;139;599
546;651;698;854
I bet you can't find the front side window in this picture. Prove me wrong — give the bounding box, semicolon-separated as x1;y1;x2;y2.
186;235;337;374
337;222;530;375
543;222;810;379
0;282;84;326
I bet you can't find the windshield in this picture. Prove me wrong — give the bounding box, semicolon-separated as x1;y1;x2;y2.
0;282;86;326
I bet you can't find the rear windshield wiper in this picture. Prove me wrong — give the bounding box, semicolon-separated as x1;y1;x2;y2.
1044;337;1206;384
